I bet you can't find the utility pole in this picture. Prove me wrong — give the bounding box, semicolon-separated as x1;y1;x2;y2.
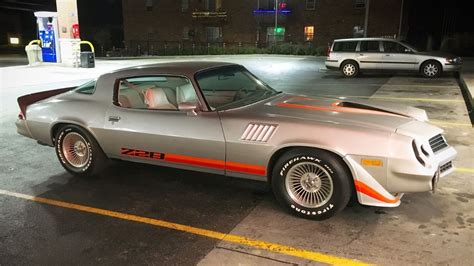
398;0;404;39
274;0;278;45
363;0;370;37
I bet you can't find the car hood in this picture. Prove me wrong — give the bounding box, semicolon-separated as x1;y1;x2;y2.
256;93;428;132
415;51;457;58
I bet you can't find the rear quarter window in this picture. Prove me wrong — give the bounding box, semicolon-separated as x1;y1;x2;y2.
333;41;358;52
74;80;96;95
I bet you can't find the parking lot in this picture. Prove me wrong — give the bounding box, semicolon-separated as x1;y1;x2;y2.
1;55;473;265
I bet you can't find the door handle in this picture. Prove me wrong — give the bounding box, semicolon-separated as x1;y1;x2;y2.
385;54;390;56
359;53;364;56
108;115;121;122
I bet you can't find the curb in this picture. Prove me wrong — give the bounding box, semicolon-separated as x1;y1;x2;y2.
96;54;327;61
456;73;474;126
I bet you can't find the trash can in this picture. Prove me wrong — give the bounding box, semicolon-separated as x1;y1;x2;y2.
25;44;42;65
80;51;95;68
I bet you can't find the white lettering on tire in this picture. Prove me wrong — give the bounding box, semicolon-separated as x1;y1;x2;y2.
290;204;334;216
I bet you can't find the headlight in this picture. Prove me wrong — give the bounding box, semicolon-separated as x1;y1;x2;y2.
446;57;462;64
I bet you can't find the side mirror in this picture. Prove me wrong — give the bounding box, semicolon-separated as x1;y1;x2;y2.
178;102;198;115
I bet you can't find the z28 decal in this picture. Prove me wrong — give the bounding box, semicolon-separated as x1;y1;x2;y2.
120;148;266;176
121;148;165;160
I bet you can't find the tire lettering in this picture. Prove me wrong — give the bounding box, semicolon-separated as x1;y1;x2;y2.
290;203;334;216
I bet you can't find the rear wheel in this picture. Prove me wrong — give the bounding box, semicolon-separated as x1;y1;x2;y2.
272;148;352;220
55;125;107;177
341;61;359;78
421;61;442;78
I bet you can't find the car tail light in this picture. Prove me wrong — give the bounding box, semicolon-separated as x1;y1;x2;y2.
18;111;25;120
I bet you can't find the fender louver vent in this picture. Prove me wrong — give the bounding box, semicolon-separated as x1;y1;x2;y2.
241;123;277;142
429;134;448;153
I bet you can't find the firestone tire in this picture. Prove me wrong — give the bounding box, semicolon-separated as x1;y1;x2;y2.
55;125;107;177
272;148;352;220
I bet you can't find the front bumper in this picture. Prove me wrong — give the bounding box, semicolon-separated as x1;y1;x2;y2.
344;120;457;207
443;63;462;72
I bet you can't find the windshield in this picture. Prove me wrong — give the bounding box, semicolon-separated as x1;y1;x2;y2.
196;65;279;111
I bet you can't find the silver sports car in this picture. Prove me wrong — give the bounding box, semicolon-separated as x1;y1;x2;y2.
16;62;457;220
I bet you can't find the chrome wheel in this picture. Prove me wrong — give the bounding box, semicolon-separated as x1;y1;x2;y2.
61;132;90;168
342;63;356;77
285;162;334;208
424;63;439;77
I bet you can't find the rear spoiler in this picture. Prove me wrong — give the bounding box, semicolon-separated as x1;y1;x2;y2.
17;87;75;118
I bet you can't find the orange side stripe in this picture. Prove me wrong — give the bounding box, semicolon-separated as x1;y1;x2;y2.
165;153;225;170
226;161;266;176
164;153;266;176
354;180;400;204
276;101;401;117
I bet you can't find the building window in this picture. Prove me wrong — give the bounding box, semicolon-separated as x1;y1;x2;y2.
205;0;222;11
181;0;189;12
182;26;190;40
354;0;366;9
266;27;285;43
304;26;314;41
306;0;316;10
146;0;153;11
206;27;222;42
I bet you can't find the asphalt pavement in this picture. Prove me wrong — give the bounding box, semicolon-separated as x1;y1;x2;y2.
1;55;473;265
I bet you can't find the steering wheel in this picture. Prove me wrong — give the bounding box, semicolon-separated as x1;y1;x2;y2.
233;87;248;101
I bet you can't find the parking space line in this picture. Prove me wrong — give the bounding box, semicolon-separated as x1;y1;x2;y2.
321;95;464;103
429;120;472;127
456;167;474;174
0;189;369;266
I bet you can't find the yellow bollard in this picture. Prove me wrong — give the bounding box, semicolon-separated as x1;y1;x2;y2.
79;40;95;53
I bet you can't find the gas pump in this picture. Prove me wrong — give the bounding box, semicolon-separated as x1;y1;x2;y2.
34;12;61;63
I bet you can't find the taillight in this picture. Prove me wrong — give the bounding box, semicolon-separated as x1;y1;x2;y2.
18;111;25;120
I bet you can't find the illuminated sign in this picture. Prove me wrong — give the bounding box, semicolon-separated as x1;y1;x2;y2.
9;37;20;45
253;9;292;14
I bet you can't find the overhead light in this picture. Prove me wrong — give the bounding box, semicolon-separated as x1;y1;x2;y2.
9;37;20;45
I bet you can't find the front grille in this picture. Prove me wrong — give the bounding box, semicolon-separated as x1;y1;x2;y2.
429;134;448;153
440;161;453;173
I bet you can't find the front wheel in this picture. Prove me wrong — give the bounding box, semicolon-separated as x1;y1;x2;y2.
272;149;352;220
55;125;107;177
421;61;442;78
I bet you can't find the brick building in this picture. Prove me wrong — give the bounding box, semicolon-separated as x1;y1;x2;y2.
121;0;403;53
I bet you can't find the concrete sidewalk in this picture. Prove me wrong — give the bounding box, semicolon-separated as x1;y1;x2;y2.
459;58;474;123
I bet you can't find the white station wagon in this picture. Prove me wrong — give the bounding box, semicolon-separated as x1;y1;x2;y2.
326;38;462;78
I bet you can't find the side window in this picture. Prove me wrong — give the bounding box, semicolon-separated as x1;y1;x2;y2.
306;0;316;10
116;76;198;111
383;41;406;53
333;41;358;52
359;41;380;52
74;80;96;95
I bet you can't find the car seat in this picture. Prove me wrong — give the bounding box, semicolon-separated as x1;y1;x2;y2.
144;87;177;110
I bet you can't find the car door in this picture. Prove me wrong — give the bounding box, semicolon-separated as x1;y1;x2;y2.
356;40;382;70
100;75;226;175
381;41;417;70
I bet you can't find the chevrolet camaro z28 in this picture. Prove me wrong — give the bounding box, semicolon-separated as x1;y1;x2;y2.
16;62;457;220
